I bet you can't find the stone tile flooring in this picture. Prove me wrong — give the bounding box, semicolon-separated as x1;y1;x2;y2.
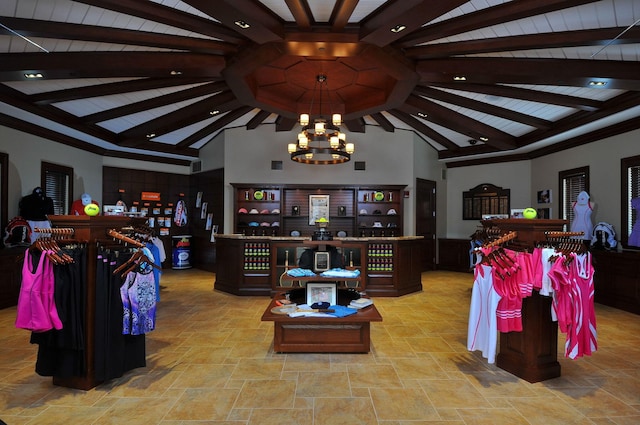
1;269;639;424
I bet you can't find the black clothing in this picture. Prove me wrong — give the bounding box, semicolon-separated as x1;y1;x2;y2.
19;187;54;220
298;246;344;271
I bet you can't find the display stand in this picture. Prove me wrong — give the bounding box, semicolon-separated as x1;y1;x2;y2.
480;218;567;383
48;215;143;390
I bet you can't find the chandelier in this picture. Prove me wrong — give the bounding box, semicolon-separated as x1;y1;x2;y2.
287;74;355;165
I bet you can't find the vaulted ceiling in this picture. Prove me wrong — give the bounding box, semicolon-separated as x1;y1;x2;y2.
1;0;639;167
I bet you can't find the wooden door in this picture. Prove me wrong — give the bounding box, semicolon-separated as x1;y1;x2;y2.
415;178;436;271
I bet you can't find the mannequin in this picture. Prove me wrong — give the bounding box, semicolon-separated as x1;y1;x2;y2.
70;193;99;215
629;198;640;247
19;187;54;242
19;187;54;220
570;191;594;240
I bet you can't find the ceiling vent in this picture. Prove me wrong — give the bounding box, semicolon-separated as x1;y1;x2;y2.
191;160;202;173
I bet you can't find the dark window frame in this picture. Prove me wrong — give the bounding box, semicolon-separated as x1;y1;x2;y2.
558;166;590;229
41;161;73;216
621;155;640;249
0;152;8;233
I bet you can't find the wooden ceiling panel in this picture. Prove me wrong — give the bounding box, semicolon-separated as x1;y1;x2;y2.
0;0;638;164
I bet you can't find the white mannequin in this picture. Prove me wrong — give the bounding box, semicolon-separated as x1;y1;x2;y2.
570;191;594;240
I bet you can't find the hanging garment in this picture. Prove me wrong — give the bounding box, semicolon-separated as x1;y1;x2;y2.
31;246;87;378
467;263;501;364
16;248;63;332
95;250;146;381
121;266;157;336
629;198;640;247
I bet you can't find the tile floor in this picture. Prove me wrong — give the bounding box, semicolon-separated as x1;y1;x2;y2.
1;269;639;424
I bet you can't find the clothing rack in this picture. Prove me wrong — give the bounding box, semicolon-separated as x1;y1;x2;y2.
106;228;145;248
47;215;146;390
33;227;75;239
479;218;568;383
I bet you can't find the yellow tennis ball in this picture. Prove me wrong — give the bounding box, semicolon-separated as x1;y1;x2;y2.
84;203;100;216
523;207;537;219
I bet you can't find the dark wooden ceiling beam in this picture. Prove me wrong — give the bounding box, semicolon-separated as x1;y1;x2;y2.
396;0;600;48
118;91;240;145
0;52;225;81
370;113;395;132
284;0;314;30
417;57;640;90
360;0;467;47
0;17;237;55
387;109;459;151
82;81;229;124
177;105;254;148
402;94;517;150
0;112;106;156
429;82;602;112
0;84;120;144
29;77;212;104
344;118;366;133
330;0;359;32
275;116;298;131
414;86;553;129
246;110;272;130
73;0;245;43
405;27;640;59
182;0;284;43
517;91;640;148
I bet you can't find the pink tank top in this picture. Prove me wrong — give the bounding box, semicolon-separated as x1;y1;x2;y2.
15;249;63;332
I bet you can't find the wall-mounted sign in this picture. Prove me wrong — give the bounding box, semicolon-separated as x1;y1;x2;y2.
141;191;161;201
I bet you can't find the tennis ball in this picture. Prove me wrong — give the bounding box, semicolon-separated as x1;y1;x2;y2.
84;203;100;216
523;207;537;219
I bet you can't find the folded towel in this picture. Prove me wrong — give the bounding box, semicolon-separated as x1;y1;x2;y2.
320;268;361;278
328;305;358;317
287;268;317;277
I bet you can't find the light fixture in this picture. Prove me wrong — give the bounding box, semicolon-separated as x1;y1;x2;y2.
288;74;354;165
234;20;250;29
24;73;43;79
453;76;467;81
588;80;607;87
390;24;407;33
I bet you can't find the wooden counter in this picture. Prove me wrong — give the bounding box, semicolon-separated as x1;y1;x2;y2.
214;235;424;297
261;298;382;353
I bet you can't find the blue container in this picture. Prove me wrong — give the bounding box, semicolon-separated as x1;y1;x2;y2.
172;235;192;269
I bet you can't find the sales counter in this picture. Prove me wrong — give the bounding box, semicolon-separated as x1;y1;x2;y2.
214;234;424;297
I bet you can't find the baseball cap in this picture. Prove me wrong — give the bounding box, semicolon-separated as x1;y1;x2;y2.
387;208;397;215
238;207;248;214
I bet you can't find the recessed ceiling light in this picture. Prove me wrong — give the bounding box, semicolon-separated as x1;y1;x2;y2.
170;70;182;76
588;80;606;87
234;20;250;29
417;112;428;118
210;110;220;115
146;133;156;139
479;136;489;142
24;73;43;79
453;76;466;81
390;24;406;33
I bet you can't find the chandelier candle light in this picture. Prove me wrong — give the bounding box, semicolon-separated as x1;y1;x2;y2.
288;74;355;165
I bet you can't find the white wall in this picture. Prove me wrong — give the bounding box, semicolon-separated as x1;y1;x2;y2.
530;128;640;237
446;160;532;238
0;126;103;218
216;124;429;233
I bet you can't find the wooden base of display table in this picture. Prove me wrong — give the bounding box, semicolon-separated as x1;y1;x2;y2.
261;299;382;353
496;291;561;383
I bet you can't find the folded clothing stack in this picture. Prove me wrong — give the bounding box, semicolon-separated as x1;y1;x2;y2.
349;298;373;309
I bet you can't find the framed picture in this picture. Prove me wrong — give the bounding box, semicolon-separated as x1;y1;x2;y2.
309;194;330;225
306;282;337;306
537;189;552;204
314;251;331;272
511;208;525;218
537;208;551;219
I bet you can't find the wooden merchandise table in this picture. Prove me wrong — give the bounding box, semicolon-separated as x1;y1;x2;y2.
261;298;382;353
